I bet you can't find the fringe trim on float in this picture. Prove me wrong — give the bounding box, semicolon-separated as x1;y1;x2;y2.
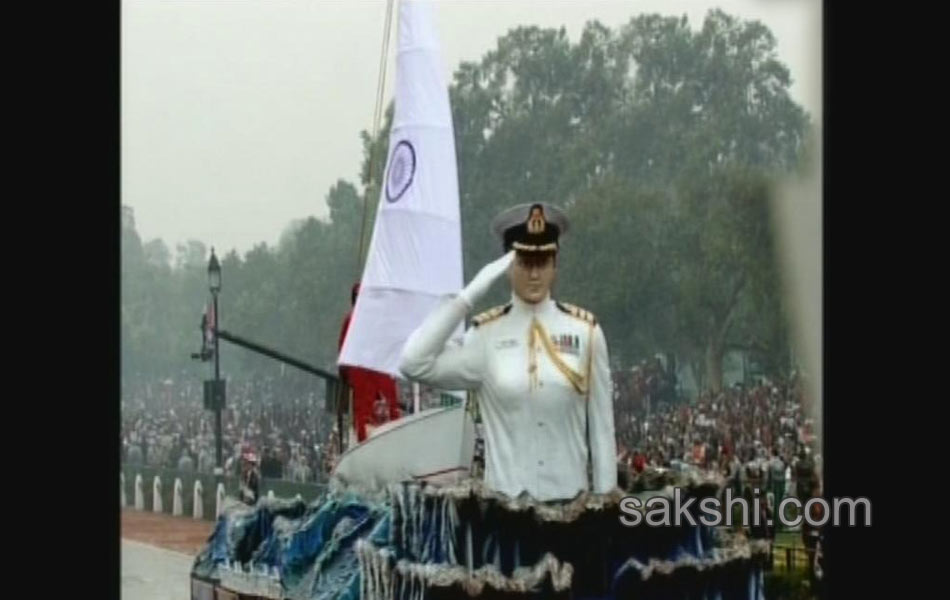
391;482;462;563
398;551;572;597
358;540;396;600
217;561;284;599
198;475;767;600
358;540;574;600
614;537;771;583
383;472;725;524
327;465;725;513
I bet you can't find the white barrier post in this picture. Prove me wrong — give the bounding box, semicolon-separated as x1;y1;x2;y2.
153;476;163;513
134;474;145;510
172;478;184;516
193;480;204;520
216;483;226;519
120;473;126;508
267;490;275;501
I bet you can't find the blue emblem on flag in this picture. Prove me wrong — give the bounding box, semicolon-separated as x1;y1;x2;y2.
385;140;416;203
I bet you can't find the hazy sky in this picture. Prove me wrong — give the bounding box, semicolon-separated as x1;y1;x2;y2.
122;0;821;258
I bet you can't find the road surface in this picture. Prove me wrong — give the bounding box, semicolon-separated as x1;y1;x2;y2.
121;509;214;600
122;539;195;600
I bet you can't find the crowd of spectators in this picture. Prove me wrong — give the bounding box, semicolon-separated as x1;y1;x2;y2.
612;365;820;505
121;373;335;483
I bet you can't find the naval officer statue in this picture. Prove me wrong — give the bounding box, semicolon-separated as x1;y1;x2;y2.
399;203;617;501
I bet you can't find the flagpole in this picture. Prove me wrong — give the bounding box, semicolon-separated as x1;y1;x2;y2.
357;0;397;271
213;290;223;474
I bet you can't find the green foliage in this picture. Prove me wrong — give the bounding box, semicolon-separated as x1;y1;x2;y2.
121;9;809;392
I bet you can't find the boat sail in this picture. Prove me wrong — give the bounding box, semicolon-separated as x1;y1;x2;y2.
334;0;473;489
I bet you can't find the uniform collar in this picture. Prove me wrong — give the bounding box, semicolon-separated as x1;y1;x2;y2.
509;291;555;317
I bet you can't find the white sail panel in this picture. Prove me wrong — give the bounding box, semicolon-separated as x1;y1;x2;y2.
339;0;463;378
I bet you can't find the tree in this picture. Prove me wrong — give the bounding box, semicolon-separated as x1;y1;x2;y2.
669;165;782;392
175;240;208;271
143;239;172;270
556;175;675;366
449;23;629;288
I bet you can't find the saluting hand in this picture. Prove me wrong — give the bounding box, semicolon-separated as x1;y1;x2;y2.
459;250;515;309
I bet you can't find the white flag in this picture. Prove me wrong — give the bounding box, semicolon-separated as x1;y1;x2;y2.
338;0;463;378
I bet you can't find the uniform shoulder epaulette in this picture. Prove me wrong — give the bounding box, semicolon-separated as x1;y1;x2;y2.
472;303;512;328
556;301;597;325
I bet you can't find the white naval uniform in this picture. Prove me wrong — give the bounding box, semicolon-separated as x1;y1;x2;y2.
400;293;617;501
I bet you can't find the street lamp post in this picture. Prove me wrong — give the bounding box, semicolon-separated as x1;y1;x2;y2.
207;249;224;479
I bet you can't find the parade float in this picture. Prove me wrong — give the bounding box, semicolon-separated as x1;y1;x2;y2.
190;2;768;598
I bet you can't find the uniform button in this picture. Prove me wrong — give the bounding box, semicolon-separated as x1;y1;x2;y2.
538;460;544;466
537;422;543;427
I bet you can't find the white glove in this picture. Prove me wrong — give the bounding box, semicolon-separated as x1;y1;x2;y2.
459;250;515;309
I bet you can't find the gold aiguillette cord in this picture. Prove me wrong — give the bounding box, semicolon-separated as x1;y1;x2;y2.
528;318;587;395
